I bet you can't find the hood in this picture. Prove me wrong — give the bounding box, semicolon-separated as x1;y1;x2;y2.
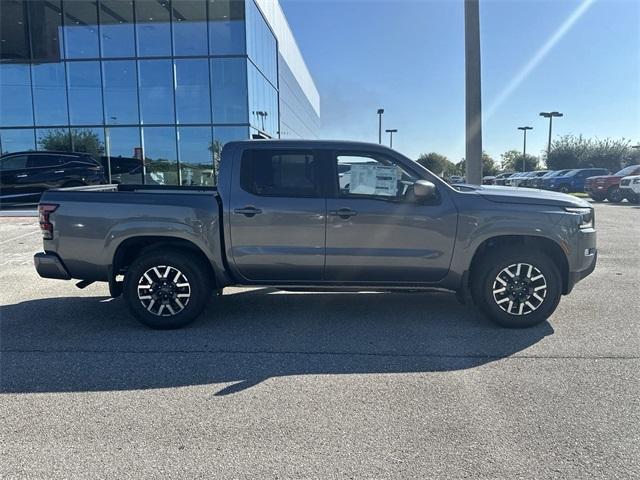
588;175;620;181
458;185;591;207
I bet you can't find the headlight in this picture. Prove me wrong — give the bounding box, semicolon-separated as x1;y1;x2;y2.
565;207;594;229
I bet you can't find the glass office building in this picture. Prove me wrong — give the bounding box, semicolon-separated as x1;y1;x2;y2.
0;0;320;185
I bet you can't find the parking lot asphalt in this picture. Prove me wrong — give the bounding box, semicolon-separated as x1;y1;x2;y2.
1;202;639;479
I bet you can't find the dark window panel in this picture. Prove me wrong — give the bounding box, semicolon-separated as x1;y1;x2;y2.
177;126;214;186
172;0;208;56
32;62;68;125
0;0;30;61
248;63;278;137
212;124;248;174
142;126;179;185
138;59;175;124
28;0;64;62
0;129;35;155
67;61;103;125
246;0;277;86
102;60;139;124
211;57;248;124
209;0;246;55
175;59;211;124
0;64;34;127
135;0;172;57
63;0;100;58
100;0;135;57
104;126;143;184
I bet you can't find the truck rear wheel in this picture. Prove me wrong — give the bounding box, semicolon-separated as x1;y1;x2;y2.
607;186;623;203
471;248;562;328
123;249;211;329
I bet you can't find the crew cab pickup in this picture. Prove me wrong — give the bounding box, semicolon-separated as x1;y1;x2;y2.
34;140;597;329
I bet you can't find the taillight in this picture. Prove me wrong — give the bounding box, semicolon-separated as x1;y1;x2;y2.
38;203;59;240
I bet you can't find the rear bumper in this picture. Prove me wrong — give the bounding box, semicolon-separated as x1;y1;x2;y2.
34;252;71;280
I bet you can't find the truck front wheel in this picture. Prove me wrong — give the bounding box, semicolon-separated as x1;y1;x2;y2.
471;248;562;328
123;249;211;329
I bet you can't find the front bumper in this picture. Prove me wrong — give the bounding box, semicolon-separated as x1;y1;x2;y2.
34;252;71;280
565;227;597;293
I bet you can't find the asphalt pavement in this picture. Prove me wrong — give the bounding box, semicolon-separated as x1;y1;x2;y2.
1;202;639;479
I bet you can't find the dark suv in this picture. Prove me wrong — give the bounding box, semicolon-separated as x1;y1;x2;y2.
0;151;105;206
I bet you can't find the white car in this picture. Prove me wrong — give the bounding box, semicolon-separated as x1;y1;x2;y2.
619;175;640;203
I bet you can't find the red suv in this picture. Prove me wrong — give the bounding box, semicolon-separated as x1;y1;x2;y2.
585;164;640;202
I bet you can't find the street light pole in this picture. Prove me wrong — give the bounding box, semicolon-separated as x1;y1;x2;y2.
385;129;398;148
377;109;384;144
539;111;563;157
517;126;533;172
464;0;483;185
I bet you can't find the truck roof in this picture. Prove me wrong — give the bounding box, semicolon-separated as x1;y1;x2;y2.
225;139;401;153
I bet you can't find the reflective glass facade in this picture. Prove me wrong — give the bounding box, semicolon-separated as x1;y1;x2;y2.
0;0;320;185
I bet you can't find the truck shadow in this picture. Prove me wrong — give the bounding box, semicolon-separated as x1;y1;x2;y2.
0;289;553;396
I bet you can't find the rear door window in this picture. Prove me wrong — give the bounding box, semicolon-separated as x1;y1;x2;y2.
27;154;65;168
240;149;320;197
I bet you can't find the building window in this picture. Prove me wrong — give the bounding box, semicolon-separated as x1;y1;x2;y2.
63;0;100;59
175;59;211;124
103;60;140;125
100;0;136;58
0;0;31;61
28;0;64;62
0;129;36;155
67;61;103;125
135;0;172;57
70;127;105;160
177;126;214;186
172;0;208;56
209;0;246;55
142;126;178;185
0;64;34;127
32;63;68;125
211;57;248;124
104;126;143;184
36;127;71;151
138;59;175;124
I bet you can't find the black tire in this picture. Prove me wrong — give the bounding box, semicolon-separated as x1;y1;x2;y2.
123;249;212;329
607;186;623;203
629;193;640;204
590;194;606;202
471;248;562;328
559;185;570;194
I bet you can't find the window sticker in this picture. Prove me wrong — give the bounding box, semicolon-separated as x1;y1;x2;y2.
349;164;398;196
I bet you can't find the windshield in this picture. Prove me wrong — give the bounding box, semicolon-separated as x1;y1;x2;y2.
615;165;640;176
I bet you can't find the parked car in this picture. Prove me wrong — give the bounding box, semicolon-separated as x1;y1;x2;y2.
546;168;609;194
448;175;465;184
0;151;105;206
482;176;496;185
492;172;516;186
505;171;535;187
520;170;550;188
585;164;640;202
619;175;640;203
538;170;574;190
35;140;597;330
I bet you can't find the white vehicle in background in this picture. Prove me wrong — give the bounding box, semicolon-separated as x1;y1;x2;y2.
619;175;640;203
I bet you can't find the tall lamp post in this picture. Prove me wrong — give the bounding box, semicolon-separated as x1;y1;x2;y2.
539;111;563;157
517;126;533;172
385;129;398;148
377;109;385;144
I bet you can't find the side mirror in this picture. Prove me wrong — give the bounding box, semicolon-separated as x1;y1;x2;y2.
413;180;436;200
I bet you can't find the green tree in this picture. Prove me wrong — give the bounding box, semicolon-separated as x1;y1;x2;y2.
547;135;632;171
416;152;453;175
500;149;539;172
482;152;499;176
38;129;104;158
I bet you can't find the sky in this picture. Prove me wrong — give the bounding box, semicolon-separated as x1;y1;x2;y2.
280;0;640;163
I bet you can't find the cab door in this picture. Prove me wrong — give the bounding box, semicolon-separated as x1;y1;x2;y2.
324;150;457;283
227;147;327;282
0;154;31;203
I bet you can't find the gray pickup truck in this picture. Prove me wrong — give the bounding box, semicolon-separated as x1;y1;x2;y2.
34;140;597;329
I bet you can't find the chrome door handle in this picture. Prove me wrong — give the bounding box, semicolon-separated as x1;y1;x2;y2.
329;208;357;219
234;206;263;217
16;174;28;178
54;170;65;173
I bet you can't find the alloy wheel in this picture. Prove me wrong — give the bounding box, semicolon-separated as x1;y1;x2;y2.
492;263;547;316
137;265;191;317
